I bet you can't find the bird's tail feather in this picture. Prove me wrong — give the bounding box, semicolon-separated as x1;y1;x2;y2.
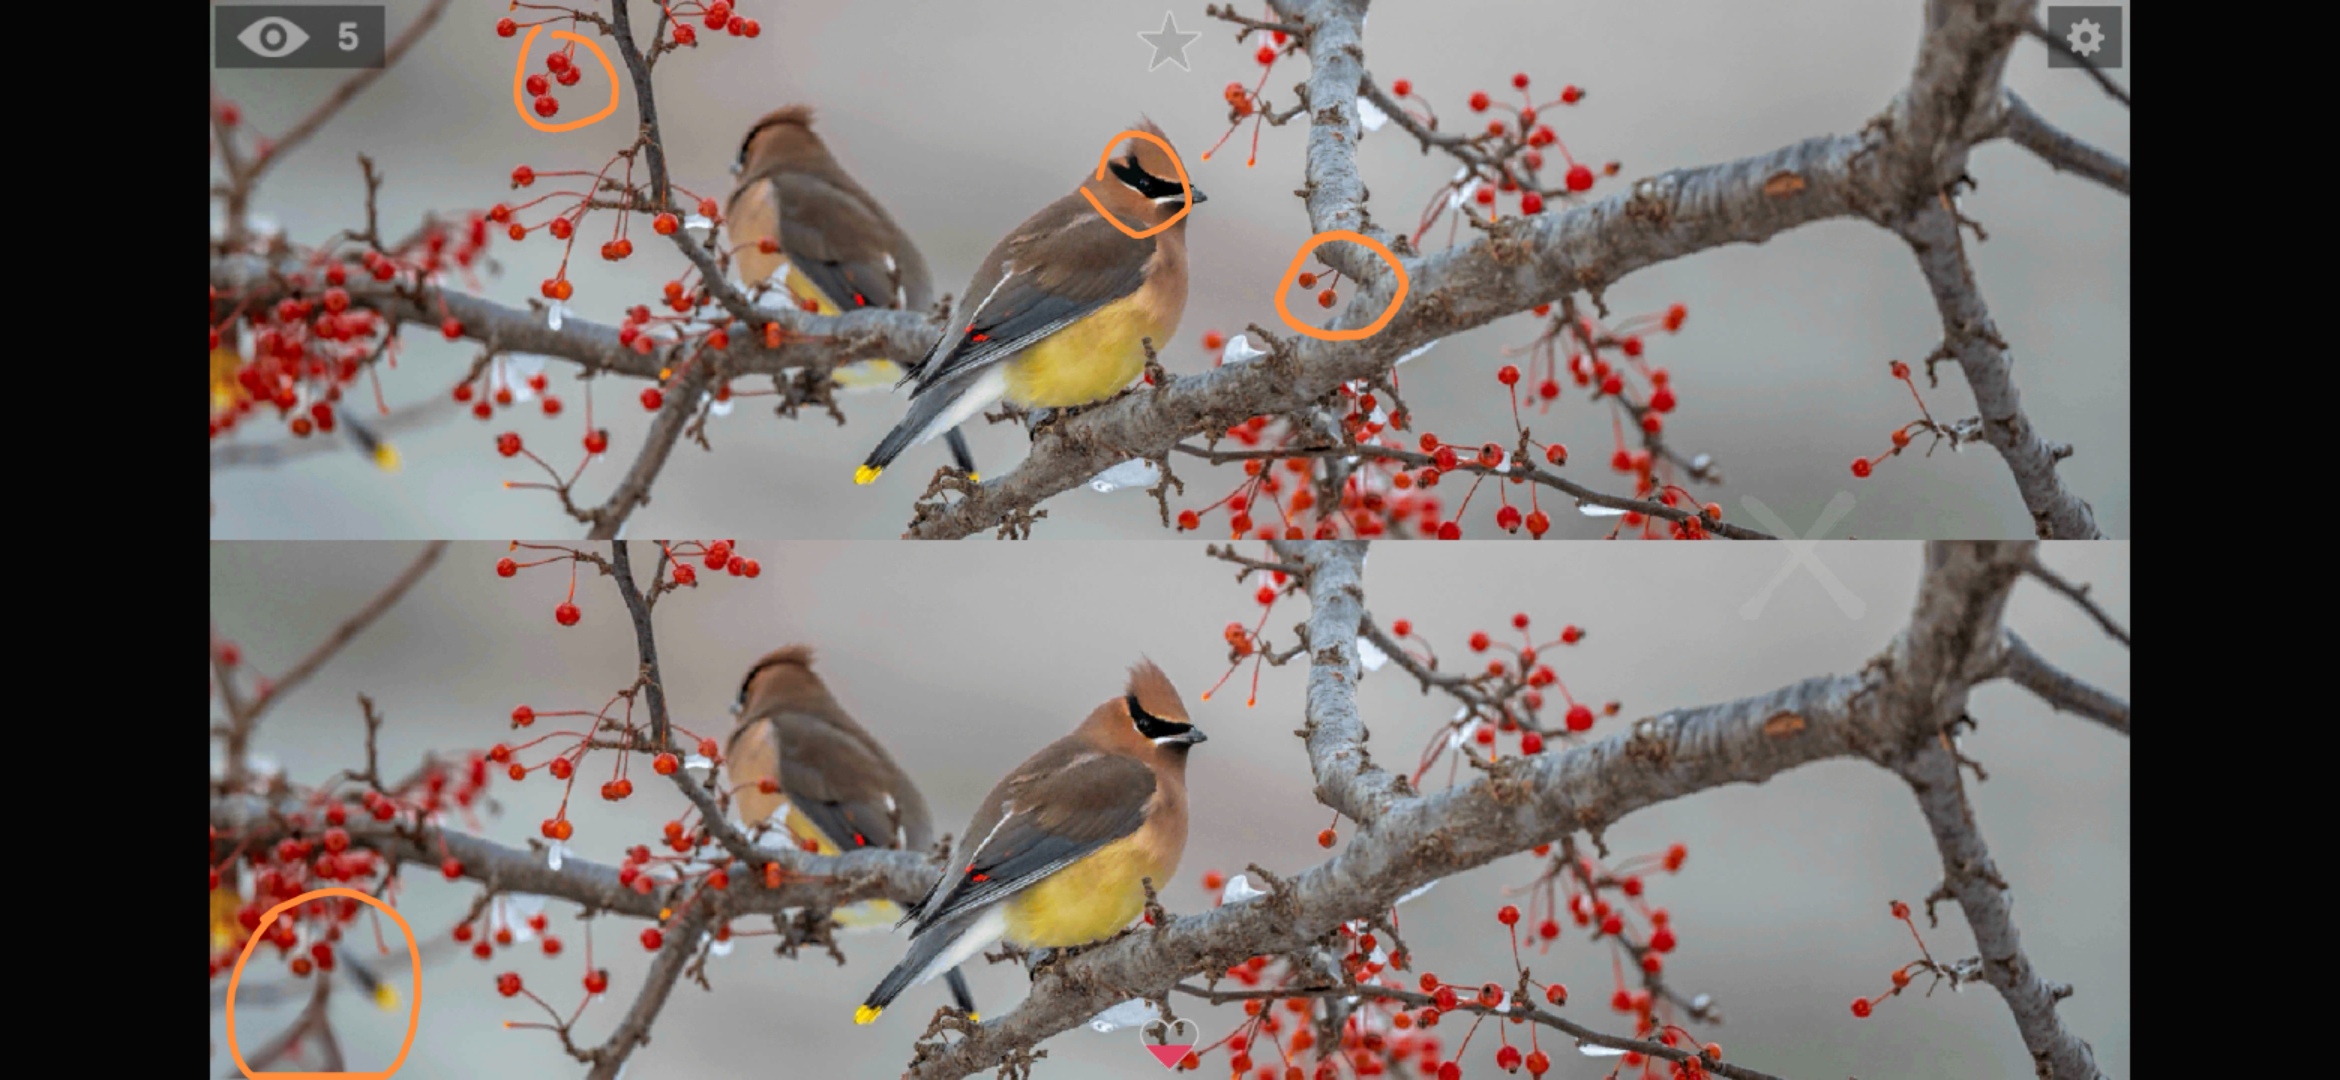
858;907;1003;1024
857;368;999;485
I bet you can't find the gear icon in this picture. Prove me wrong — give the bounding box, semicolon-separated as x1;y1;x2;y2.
2065;18;2104;57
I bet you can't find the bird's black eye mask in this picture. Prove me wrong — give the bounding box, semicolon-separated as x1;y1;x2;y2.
1110;155;1187;202
1127;694;1194;740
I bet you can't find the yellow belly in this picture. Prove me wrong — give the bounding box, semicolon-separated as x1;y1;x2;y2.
779;266;901;388
782;805;902;928
999;833;1165;948
1000;294;1166;409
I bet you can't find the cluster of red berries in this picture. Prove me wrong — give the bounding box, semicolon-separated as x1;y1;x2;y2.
1388;612;1616;785
1850;360;1946;480
208;756;492;981
1205;24;1297;167
1849;899;1949;1020
493;541;758;631
1385;72;1621;245
208;213;493;442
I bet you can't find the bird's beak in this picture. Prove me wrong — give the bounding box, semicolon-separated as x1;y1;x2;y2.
1170;728;1208;745
1188;186;1209;205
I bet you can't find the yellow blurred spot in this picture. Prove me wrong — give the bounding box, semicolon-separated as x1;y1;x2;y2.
966;472;981;483
376;983;401;1011
658;368;672;381
829;359;904;390
854;1004;882;1025
373;443;403;472
854;464;881;486
967;1012;980;1023
210;346;246;414
658;908;672;921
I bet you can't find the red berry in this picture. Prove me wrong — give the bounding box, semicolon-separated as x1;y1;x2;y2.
1496;1045;1522;1072
1520;192;1544;214
653;213;680;235
554;602;581;626
1437;521;1461;540
533;95;559;118
525;73;549;96
1565;165;1594;192
1565;704;1594;732
1851;998;1872;1018
1469;91;1491;111
641;387;664;410
1497;905;1520;926
653;752;679;775
1524;1050;1549;1076
1851;458;1873;478
496;432;522;458
585;429;610;454
1391;619;1412;637
584;969;609;994
1496;505;1522;532
1391;78;1413;96
441;858;463;880
1497;364;1521;386
641;928;664;951
1317;828;1337;848
1438;1061;1461;1080
672;22;695;44
1561;86;1584;104
1520;731;1544;754
496;17;517;36
496;972;522;997
1257;45;1276;64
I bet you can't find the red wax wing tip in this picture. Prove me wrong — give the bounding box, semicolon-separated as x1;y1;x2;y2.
1146;1044;1195;1070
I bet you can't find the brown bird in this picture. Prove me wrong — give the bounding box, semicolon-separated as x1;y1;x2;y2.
725;105;978;478
855;658;1206;1024
854;119;1205;484
723;644;977;1019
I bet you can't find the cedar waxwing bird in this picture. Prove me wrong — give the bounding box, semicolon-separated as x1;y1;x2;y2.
855;658;1207;1024
724;105;979;480
724;644;979;1020
852;119;1207;485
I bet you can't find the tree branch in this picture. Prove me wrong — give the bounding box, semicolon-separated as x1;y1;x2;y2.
1895;205;2102;538
1279;539;1413;823
2022;558;2129;646
2000;91;2129;195
216;541;446;787
1897;740;2104;1079
1998;630;2127;734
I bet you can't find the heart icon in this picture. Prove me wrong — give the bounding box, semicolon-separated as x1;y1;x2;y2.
1139;1017;1200;1070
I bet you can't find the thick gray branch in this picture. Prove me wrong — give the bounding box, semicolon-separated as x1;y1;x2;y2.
1897;207;2102;537
207;798;938;920
1898;742;2104;1079
1999;629;2128;734
1282;540;1411;822
207;258;942;384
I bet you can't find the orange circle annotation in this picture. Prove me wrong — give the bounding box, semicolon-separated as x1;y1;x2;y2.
1078;130;1195;241
1274;231;1411;341
225;887;422;1080
512;27;621;134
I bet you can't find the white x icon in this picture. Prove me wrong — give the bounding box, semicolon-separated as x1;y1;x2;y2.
1738;491;1865;620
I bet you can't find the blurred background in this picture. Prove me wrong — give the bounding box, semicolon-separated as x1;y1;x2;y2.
208;0;2130;539
209;540;2129;1077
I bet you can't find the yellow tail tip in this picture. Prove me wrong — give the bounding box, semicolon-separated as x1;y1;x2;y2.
374;984;400;1011
966;472;980;483
854;464;882;485
372;444;402;472
967;1012;980;1023
855;1004;882;1025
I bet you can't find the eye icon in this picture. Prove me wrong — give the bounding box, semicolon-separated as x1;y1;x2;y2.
237;16;309;58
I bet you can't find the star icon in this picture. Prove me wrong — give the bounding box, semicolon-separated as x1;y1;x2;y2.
1138;11;1202;72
